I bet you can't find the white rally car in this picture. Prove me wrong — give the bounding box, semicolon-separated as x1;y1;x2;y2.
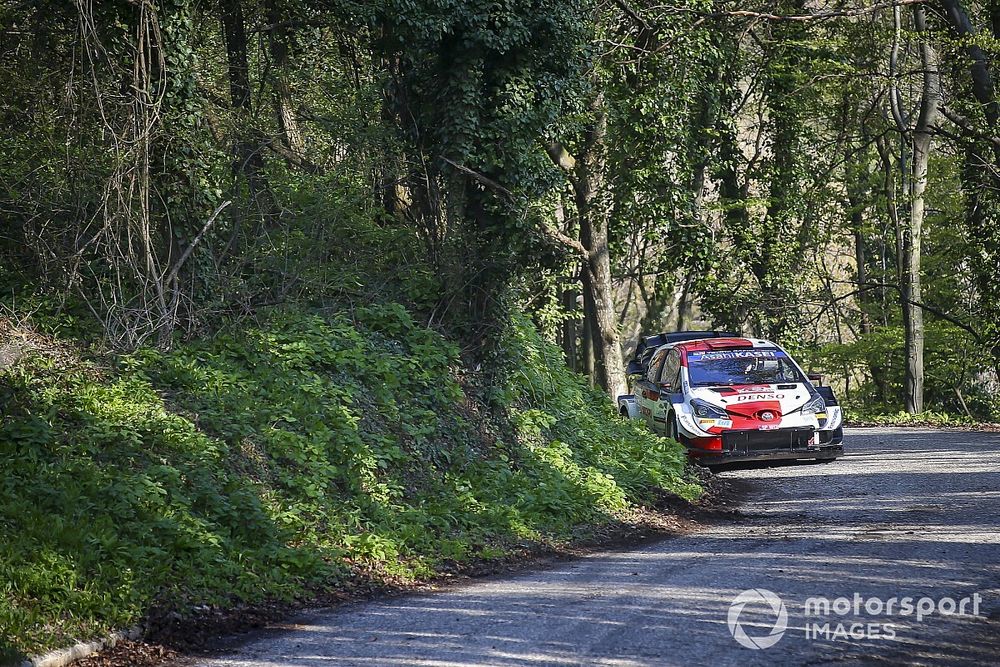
618;332;843;465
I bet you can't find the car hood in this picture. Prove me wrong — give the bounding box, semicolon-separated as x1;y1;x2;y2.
689;383;815;417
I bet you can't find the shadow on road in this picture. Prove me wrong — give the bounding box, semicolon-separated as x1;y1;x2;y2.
196;428;1000;667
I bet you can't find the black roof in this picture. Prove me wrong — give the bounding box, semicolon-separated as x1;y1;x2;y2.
639;330;740;351
626;330;740;376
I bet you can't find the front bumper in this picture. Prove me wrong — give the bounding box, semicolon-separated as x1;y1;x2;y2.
685;427;843;465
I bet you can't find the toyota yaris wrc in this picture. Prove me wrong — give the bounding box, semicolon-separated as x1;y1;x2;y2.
618;333;843;465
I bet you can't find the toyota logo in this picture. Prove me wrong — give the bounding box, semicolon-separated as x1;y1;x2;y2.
758;410;776;422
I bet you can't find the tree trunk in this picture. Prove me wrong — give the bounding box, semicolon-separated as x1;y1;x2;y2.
715;109;752;333
585;239;625;397
675;272;693;331
940;0;1000;372
576;93;626;399
265;0;306;156
561;287;579;371
846;147;889;401
901;181;925;412
759;0;807;342
939;0;1000;128
220;0;274;222
903;141;927;414
544;94;625;398
901;5;940;413
581;267;597;387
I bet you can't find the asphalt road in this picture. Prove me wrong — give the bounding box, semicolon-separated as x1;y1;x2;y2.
194;428;1000;666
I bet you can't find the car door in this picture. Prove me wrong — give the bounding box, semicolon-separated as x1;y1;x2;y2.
637;347;669;430
654;349;681;434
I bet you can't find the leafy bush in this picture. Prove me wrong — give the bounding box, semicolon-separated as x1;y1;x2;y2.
0;306;697;657
802;320;999;421
498;314;700;506
843;407;980;428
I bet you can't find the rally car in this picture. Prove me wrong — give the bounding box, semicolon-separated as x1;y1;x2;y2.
618;332;844;465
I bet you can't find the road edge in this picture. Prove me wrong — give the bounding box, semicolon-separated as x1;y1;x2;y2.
19;628;143;667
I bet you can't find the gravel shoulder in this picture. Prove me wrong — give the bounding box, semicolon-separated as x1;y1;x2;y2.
183;428;1000;666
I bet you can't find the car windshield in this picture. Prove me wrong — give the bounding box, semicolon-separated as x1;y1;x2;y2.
686;348;805;387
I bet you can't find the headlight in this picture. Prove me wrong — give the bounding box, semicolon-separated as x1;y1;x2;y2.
801;394;826;415
690;398;728;419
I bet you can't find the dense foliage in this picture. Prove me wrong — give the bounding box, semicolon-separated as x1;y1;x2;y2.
0;308;696;657
3;0;999;415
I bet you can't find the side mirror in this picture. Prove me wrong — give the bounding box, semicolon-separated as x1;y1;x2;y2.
807;373;824;386
659;386;673;399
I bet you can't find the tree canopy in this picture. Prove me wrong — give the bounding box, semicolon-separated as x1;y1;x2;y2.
2;0;999;418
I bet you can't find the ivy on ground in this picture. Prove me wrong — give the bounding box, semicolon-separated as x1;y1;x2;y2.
0;306;697;658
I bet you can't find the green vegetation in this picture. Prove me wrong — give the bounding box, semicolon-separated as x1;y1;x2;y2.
843;409;979;428
4;0;1000;659
0;308;696;658
803;320;999;423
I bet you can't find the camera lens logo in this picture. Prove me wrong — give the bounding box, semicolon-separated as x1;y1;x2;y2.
728;588;788;650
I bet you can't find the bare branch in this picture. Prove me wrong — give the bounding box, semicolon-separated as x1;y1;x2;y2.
264;138;324;174
162;201;232;286
938;105;1000;151
441;158;515;199
888;2;910;134
611;0;653;31
820;283;982;341
542;226;590;259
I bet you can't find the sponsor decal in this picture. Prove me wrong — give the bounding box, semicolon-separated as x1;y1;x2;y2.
759;424;781;430
699;418;733;429
689;349;785;362
735;393;785;401
736;385;773;393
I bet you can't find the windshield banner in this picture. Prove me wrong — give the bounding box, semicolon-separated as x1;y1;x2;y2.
688;349;786;362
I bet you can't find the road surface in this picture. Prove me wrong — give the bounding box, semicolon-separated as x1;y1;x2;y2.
193;428;1000;666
